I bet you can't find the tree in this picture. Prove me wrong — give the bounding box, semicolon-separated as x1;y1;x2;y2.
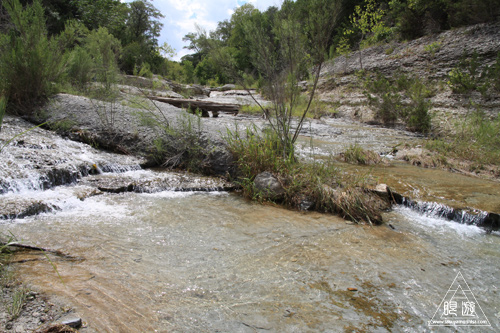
126;0;163;45
350;0;387;70
0;0;69;114
229;0;343;159
118;0;164;74
70;0;128;39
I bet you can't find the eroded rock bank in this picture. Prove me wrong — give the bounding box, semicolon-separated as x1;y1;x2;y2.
317;21;500;126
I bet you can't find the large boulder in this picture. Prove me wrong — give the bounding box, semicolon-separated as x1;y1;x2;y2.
254;172;285;200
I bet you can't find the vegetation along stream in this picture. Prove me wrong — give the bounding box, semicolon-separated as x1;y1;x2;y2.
1;112;499;332
1;0;500;331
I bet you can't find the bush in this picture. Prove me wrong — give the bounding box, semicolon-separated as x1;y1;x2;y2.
147;110;212;173
0;0;69;115
343;143;383;165
447;51;488;95
364;71;433;133
84;27;121;90
67;46;94;89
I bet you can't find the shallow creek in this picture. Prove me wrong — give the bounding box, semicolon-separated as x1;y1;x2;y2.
1;116;499;331
4;189;500;332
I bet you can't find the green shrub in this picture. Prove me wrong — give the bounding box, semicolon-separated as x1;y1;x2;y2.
67;46;94;89
343;143;382;165
364;73;401;124
364;72;433;133
0;0;69;115
138;62;153;79
147;110;212;173
426;106;500;166
224;126;384;224
423;41;442;56
447;51;489;95
84;27;121;90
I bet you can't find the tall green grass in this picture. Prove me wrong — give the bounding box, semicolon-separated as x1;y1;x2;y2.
224;125;386;224
426;107;500;167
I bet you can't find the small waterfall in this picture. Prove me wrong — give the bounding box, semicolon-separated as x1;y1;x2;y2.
390;191;500;231
98;163;142;173
0;165;92;194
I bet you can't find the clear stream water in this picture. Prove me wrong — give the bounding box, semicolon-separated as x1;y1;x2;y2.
1;116;499;332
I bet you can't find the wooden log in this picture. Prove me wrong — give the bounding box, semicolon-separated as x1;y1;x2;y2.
148;96;240;117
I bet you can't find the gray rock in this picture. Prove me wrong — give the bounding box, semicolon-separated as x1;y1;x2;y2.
318;21;500;123
299;196;315;211
254;172;285;199
184;84;211;97
219;84;237;91
60;316;82;329
373;183;390;201
298;81;309;91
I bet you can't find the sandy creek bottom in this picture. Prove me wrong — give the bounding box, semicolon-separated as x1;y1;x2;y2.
4;186;499;332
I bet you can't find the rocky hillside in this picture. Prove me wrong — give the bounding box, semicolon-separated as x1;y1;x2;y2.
317;21;500;128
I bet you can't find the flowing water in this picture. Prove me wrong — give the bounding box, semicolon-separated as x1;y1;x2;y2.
4;190;500;332
1;116;500;332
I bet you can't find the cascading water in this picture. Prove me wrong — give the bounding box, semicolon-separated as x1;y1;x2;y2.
1;116;500;331
395;195;499;231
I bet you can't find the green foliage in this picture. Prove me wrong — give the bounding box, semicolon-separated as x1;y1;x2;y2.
343;143;383;165
225;125;294;179
388;0;499;40
350;0;390;69
182;60;195;83
67;46;94;89
71;0;128;36
84;27;122;90
423;41;442;56
224;125;383;224
137;62;153;79
0;0;70;115
447;51;500;96
426;106;500;166
194;57;219;85
8;286;29;320
364;72;433;133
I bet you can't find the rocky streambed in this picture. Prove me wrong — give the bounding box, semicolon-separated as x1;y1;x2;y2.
1;71;500;330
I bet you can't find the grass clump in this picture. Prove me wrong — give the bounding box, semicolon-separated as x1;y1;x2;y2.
342;144;384;165
1;234;26;320
426;106;500;169
143;109;214;173
225;126;388;224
